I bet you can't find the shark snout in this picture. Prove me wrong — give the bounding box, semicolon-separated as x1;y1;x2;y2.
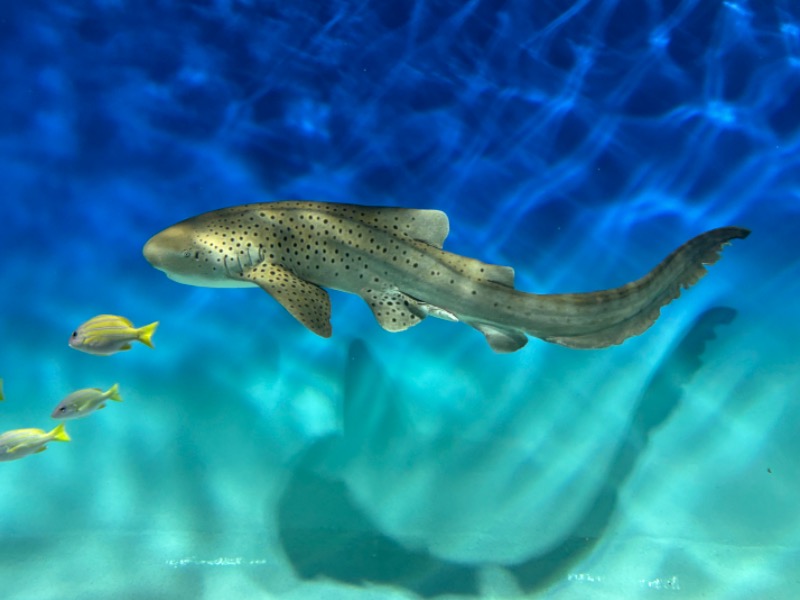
143;224;194;271
142;235;164;269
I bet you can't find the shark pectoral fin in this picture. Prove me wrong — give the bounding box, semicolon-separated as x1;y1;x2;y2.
359;288;427;332
242;265;332;337
469;322;528;353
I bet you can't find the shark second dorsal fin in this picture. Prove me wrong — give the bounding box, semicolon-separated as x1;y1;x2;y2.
241;264;332;337
407;240;516;288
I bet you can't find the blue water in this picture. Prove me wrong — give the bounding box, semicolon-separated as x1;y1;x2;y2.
1;1;799;598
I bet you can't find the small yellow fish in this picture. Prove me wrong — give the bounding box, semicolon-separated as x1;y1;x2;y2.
51;384;123;420
0;423;71;462
69;314;159;356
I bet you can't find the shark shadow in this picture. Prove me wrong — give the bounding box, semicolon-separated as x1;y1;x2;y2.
274;307;738;598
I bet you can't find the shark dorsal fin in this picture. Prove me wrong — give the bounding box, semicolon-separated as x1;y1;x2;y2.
352;207;450;248
270;202;450;248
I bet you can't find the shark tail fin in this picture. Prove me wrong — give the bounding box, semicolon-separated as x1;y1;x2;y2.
137;321;159;349
543;227;750;349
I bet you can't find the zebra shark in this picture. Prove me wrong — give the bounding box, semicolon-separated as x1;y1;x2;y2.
142;201;748;352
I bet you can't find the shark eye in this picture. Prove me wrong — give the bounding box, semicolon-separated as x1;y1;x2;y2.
58;406;67;412
182;250;192;258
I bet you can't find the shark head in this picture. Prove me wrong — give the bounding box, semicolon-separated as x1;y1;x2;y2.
143;220;257;288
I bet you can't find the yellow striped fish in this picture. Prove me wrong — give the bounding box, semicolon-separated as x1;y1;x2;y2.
69;314;158;356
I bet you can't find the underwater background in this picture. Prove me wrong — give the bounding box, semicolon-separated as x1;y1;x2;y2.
1;1;799;599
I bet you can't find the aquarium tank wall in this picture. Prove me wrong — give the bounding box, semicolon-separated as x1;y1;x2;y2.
1;1;799;599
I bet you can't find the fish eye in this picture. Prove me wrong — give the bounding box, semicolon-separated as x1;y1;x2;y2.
71;331;77;338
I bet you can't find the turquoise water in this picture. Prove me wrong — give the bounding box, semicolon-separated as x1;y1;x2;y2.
1;1;799;598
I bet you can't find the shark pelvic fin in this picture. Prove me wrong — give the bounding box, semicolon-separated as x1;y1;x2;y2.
242;264;332;337
359;288;427;332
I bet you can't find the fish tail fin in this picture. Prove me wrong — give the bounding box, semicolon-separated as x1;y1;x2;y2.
541;227;750;349
137;321;159;349
107;383;123;402
50;423;71;443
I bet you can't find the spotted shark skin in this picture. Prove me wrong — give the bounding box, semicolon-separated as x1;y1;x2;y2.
143;201;749;352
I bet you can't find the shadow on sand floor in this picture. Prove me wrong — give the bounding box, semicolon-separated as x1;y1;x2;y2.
275;308;738;597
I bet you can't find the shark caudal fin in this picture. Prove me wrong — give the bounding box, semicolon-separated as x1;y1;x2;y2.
543;227;750;349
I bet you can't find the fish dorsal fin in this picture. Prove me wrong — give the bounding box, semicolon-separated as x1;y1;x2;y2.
96;314;133;327
271;202;450;248
241;263;332;337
